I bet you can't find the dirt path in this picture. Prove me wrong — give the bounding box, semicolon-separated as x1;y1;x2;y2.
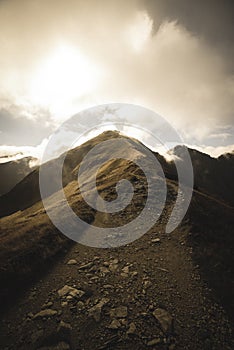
0;203;233;350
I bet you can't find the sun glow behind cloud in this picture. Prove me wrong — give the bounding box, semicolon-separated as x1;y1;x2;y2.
0;0;234;160
29;44;102;117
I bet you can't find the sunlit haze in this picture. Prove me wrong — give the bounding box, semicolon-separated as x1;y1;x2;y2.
29;44;102;117
0;0;234;161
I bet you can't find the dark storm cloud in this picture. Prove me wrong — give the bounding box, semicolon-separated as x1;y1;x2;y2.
143;0;234;70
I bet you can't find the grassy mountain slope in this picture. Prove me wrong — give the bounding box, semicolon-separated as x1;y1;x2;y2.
0;156;37;196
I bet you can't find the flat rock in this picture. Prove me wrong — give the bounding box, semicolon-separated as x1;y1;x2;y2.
33;309;57;319
147;338;161;346
120;273;128;278
42;301;53;309
110;306;128;318
127;322;136;335
122;266;129;274
67;259;77;265
107;319;122;329
144;280;152;289
100;266;110;274
88;298;109;322
69;289;85;299
57;320;72;333
112;258;119;264
78;262;93;270
109;264;118;272
153;308;173;334
58;285;75;297
57;285;84;299
103;284;113;289
151;238;161;243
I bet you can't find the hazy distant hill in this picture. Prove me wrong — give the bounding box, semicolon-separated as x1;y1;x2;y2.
0;156;37;196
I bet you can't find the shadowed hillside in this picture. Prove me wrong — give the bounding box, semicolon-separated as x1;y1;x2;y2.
0;131;233;350
173;145;234;206
0;156;37;196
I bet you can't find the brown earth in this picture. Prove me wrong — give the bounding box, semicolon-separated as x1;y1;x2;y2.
0;131;233;350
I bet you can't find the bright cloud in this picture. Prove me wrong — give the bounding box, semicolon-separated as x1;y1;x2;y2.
0;138;49;164
0;0;233;157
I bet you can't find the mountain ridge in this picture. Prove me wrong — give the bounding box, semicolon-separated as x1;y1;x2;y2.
0;130;233;349
1;131;234;219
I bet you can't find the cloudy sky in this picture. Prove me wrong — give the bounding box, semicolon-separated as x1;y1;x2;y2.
0;0;233;161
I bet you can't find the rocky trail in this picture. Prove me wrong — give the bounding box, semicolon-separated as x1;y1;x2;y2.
0;200;233;350
0;131;233;350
